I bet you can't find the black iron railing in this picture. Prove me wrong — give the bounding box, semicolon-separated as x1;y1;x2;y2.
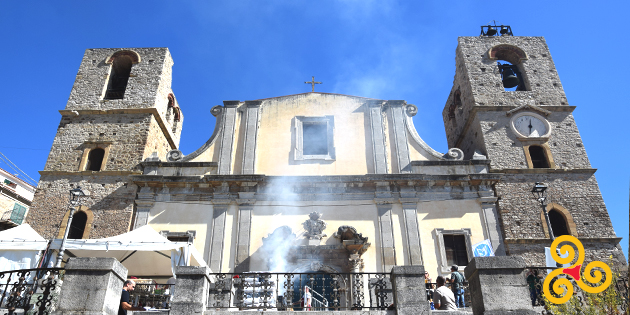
207;272;393;311
128;283;174;310
0;267;63;315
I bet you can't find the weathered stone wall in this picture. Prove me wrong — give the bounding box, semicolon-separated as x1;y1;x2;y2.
506;241;626;270
27;47;182;239
67;48;172;113
27;175;137;239
45;113;154;172
496;174;616;241
476;110;591;170
443;36;571;158
442;35;625;269
495;173;626;267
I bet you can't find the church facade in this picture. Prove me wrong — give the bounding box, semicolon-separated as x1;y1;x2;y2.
26;34;625;278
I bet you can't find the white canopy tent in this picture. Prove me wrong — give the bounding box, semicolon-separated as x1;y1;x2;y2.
0;224;48;272
50;225;208;278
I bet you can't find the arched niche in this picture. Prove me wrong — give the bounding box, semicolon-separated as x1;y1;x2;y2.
57;205;94;239
488;44;528;65
540;202;578;238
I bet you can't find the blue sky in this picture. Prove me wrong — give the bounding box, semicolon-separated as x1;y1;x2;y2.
0;1;628;258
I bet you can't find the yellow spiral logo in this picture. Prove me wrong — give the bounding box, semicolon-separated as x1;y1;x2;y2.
543;235;613;304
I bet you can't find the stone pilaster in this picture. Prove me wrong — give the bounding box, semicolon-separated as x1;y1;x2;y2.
240;101;261;174
464;256;536;315
170;266;211;315
386;100;411;173
209;203;229;272
376;202;396;272
54;257;127;315
366;100;388;174
234;189;256;272
401;201;423;266
133;185;155;229
391;265;430;315
217;101;239;175
479;194;506;256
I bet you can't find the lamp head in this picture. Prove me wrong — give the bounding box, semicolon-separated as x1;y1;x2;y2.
69;186;86;206
531;182;547;202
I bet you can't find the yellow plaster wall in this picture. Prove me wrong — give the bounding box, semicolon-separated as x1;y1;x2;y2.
248;201;380;272
147;202;216;268
407;129;435;161
255;93;370;175
416;199;486;278
188;140;218;162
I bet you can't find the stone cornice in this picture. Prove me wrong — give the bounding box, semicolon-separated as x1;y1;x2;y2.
490;168;596;175
39;170;143;176
141;161;218;168
59;108;177;149
504;237;622;244
130;173;503;186
410;159;490;166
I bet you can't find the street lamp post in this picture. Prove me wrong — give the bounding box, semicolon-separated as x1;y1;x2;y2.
55;187;86;268
531;182;555;241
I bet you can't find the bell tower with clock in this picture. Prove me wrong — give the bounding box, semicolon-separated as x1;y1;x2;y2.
442;30;626;268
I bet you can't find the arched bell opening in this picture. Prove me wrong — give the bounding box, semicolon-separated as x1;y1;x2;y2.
548;209;570;237
104;54;134;99
497;60;527;91
68;211;87;239
489;44;530;92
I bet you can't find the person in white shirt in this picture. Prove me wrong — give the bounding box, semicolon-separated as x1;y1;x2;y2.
432;276;457;310
303;286;312;311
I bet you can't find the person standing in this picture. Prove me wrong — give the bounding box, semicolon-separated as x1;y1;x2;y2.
119;280;145;315
526;269;542;306
303;286;312;311
449;265;465;308
432;276;457;310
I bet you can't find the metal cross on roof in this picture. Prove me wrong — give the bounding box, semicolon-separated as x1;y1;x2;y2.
304;76;322;92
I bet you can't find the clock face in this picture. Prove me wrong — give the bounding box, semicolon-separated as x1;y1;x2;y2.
513;115;548;137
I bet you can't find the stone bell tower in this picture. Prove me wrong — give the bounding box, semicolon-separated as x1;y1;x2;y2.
27;48;183;240
442;29;625;267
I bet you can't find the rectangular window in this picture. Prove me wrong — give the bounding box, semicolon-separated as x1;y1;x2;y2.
294;116;335;161
434;228;472;273
303;123;328;155
443;234;469;266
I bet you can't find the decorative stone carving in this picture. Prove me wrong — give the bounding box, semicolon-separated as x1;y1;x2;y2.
405;104;418;117
166;149;184;162
347;253;364;272
334;225;371;256
303;212;327;240
210;105;223;117
444;148;464;160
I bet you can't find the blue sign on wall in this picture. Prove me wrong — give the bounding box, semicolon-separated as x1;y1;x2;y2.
472;239;495;257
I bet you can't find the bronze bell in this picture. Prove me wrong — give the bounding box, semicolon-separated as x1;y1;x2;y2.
486;25;497;36
499;65;520;88
500;26;509;35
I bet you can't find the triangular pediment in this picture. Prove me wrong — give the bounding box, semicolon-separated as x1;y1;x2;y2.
505;104;551;117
